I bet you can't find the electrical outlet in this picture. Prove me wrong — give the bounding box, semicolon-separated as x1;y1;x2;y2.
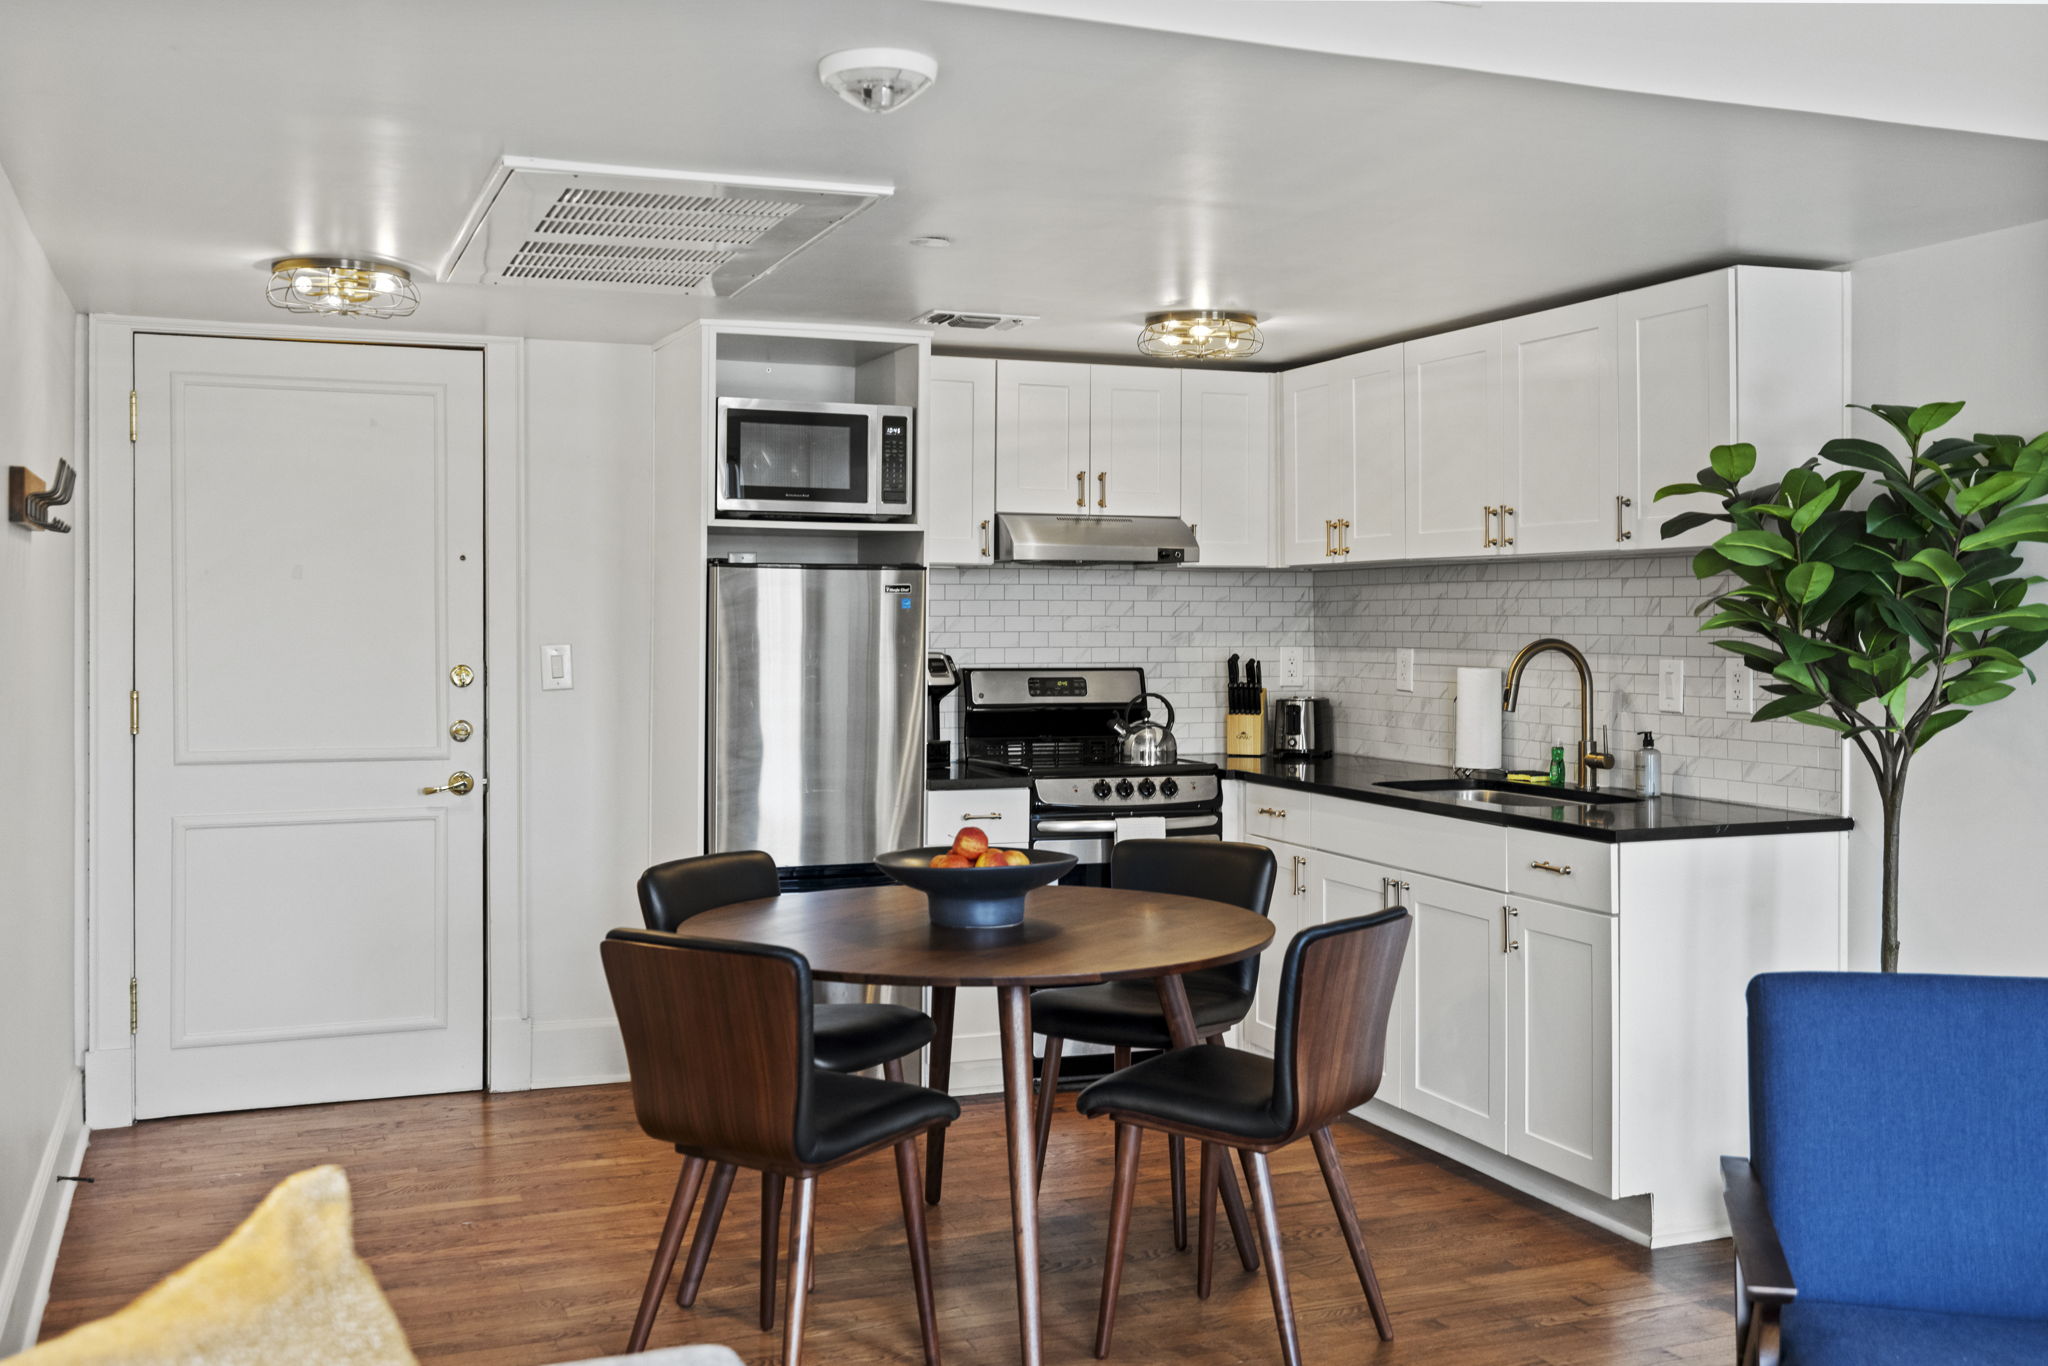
1396;648;1415;693
1271;647;1305;688
541;644;574;691
1724;658;1753;715
1658;659;1685;714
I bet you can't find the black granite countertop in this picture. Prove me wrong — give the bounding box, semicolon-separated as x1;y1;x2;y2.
927;761;1033;791
1190;752;1852;845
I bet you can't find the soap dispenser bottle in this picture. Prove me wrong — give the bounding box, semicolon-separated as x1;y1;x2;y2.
1637;731;1662;796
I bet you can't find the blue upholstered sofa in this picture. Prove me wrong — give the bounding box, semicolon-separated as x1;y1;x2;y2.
1725;972;2048;1365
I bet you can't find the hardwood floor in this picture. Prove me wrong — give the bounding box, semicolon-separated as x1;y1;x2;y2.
42;1085;1734;1365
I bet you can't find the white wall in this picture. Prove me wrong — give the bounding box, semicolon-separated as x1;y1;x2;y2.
0;159;84;1348
518;342;653;1085
1846;217;2048;974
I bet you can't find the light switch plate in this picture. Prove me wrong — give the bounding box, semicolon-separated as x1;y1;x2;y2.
1658;659;1685;713
541;644;574;691
1396;648;1415;693
1724;658;1753;715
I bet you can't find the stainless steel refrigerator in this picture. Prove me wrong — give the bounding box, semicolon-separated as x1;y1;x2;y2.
707;562;925;888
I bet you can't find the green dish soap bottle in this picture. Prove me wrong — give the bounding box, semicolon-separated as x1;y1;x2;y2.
1548;730;1567;786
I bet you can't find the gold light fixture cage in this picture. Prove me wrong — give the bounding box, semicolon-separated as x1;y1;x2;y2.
1137;309;1263;361
266;258;419;319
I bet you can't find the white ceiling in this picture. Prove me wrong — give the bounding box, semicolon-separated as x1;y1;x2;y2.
3;0;2046;364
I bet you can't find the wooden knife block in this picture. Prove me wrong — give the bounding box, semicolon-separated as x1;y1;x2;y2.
1225;693;1266;757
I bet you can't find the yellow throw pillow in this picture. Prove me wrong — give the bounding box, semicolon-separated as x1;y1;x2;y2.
17;1165;416;1366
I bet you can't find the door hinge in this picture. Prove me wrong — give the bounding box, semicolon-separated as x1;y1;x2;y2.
128;391;138;444
130;689;140;735
129;978;139;1034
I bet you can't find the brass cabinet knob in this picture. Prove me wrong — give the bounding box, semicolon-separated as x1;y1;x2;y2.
449;664;475;687
449;720;474;742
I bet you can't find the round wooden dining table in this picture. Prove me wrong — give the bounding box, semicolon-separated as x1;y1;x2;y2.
685;880;1275;1366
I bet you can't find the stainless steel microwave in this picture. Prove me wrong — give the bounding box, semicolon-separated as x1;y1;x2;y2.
715;398;914;521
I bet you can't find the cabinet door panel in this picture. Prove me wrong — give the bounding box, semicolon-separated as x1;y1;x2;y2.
1618;272;1733;549
1500;299;1619;555
1505;897;1615;1193
1181;369;1270;566
996;360;1091;514
1308;853;1410;1106
1245;839;1310;1054
1341;346;1405;562
924;356;996;565
1405;324;1507;559
1280;361;1348;565
1399;875;1506;1147
1090;366;1181;516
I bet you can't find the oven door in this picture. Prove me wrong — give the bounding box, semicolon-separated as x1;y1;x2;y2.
717;399;877;518
1031;811;1223;886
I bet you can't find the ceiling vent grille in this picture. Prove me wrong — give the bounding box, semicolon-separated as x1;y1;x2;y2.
443;157;891;296
914;309;1038;331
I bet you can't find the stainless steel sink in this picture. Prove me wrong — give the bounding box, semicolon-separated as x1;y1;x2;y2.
1375;778;1642;808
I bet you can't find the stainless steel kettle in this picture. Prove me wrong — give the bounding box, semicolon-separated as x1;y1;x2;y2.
1114;692;1178;766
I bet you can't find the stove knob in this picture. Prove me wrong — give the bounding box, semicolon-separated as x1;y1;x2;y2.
1137;778;1157;799
1092;780;1113;800
1115;779;1135;800
1160;778;1179;798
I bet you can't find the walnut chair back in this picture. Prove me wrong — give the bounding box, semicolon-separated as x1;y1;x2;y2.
1110;839;1277;995
601;928;813;1175
1268;908;1410;1143
637;850;780;933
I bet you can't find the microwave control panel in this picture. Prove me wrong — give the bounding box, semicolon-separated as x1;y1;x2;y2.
879;415;911;507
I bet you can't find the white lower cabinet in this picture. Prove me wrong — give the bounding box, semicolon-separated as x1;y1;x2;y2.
1242;837;1310;1053
1395;874;1508;1150
1503;895;1615;1194
923;787;1030;851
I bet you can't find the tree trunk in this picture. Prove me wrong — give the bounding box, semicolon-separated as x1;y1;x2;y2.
1880;788;1903;972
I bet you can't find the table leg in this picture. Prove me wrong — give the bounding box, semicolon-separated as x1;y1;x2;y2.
996;983;1044;1366
924;986;956;1206
1155;974;1260;1274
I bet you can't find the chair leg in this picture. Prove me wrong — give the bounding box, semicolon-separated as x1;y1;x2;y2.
782;1175;818;1366
628;1157;705;1353
1113;1044;1132;1071
676;1161;736;1307
1169;1135;1188;1251
894;1136;942;1366
1200;1034;1258;1274
1033;1036;1064;1187
1245;1149;1303;1366
1196;1141;1219;1300
925;987;956;1205
1094;1122;1144;1359
1311;1126;1393;1340
759;1172;785;1332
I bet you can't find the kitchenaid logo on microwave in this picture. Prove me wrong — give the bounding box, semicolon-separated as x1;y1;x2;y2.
884;583;912;594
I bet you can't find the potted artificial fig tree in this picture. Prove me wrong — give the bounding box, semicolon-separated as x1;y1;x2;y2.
1658;402;2048;971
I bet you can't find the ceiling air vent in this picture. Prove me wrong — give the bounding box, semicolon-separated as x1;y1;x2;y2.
914;309;1038;331
442;156;891;296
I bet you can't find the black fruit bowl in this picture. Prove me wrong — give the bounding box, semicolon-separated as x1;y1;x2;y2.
874;846;1079;929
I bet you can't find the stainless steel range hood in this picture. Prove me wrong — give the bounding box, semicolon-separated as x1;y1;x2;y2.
995;513;1200;565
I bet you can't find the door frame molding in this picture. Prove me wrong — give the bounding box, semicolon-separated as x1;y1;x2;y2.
84;315;530;1127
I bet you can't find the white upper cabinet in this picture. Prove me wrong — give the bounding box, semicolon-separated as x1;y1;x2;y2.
924;356;997;566
1498;298;1621;556
1180;369;1272;567
1405;323;1509;559
995;360;1091;515
1618;266;1845;549
1281;358;1349;565
1280;345;1403;566
1343;346;1407;563
1089;366;1182;517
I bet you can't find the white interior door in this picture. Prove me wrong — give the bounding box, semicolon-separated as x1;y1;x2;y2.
132;334;486;1119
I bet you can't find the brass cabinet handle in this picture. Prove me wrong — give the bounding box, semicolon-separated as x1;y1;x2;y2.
1337;519;1352;555
961;812;1005;821
1615;494;1633;543
1257;806;1287;818
1076;471;1086;508
979;518;991;556
1484;506;1500;548
1529;859;1573;876
1324;520;1335;557
1098;470;1108;508
1501;505;1516;547
423;771;482;796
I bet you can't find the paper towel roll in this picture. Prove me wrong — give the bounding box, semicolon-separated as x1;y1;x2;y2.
1455;667;1504;771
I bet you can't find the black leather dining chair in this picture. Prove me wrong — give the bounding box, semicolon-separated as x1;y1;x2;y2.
603;929;958;1362
636;852;936;1329
1028;840;1277;1250
1076;908;1411;1366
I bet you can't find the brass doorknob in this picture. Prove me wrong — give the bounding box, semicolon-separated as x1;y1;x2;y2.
422;771;482;796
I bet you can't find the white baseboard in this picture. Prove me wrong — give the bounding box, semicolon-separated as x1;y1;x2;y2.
530;1017;628;1088
81;1048;131;1130
488;1015;534;1093
2;1070;89;1354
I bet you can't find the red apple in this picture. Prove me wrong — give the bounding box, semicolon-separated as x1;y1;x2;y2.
929;852;971;869
974;849;1007;868
952;826;991;859
1002;849;1031;867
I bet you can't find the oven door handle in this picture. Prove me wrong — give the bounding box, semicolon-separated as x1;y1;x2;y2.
1032;815;1220;835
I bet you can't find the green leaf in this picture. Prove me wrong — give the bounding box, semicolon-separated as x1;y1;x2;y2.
1953;472;2027;518
1791;710;1856;735
1960;508;2048;552
1866;498;1921;539
1914;709;1971;747
1752;693;1824;723
1952;604;2048;633
1659;510;1721;538
1711;442;1758;483
1716;529;1798;565
1786;561;1835;604
1691;548;1734;580
1878;478;1957;529
1877;596;1940;651
1654;482;1713;501
1948;681;2016;707
1850;405;1919;446
1901;548;1965;588
1822;435;1908;478
1714;639;1786;666
1908;401;1966;437
1789;483;1844;533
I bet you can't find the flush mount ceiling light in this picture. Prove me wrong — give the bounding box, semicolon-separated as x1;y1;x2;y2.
818;47;939;114
1137;310;1263;361
266;258;418;318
